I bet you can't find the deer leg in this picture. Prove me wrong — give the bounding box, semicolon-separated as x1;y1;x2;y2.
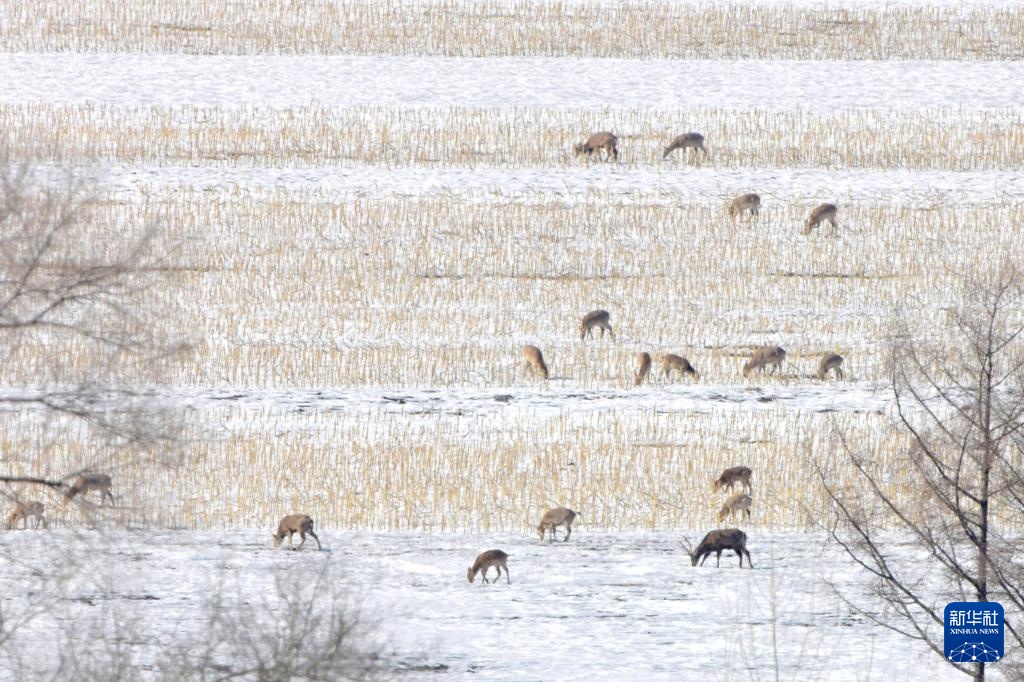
297;532;307;550
308;530;321;550
737;550;744;567
699;553;709;567
564;524;571;542
482;567;490;584
715;550;723;567
287;531;295;550
745;550;753;568
503;564;510;584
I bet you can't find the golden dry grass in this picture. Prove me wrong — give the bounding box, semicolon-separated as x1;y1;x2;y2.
3;190;1022;391
1;0;1022;60
0;399;932;531
2;104;1023;171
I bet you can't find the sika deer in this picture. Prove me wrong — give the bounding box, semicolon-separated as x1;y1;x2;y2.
62;474;114;507
574;132;618;162
537;507;578;542
685;529;753;568
522;345;549;380
717;493;752;523
661;353;699;381
729;193;761;223
663;132;708;161
467;549;510;584
579;310;614;341
817;353;844;380
6;500;46;530
634;352;652;386
712;466;752;494
803;203;838;235
742;346;786;378
272;514;321;551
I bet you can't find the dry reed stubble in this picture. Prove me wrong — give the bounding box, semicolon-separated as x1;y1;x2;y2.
1;1;1022;60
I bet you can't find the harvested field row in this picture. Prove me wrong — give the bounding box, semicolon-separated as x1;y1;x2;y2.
2;189;1020;390
0;400;920;531
3;104;1023;171
2;0;1023;60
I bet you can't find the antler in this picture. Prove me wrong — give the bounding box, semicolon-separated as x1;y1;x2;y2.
680;535;694;556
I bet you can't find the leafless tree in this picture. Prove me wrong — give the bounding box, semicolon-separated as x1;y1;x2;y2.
164;562;389;681
0;155;189;507
0;154;194;675
818;265;1024;681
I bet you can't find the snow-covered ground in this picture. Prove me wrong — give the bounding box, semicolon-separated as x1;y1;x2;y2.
79;163;1024;204
2;55;1020;111
1;2;1020;679
0;529;962;681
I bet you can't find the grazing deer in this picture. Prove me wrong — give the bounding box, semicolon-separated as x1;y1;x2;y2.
817;353;844;380
803;203;838;235
742;346;786;378
717;493;753;523
634;352;652;386
729;193;761;223
663;132;708;161
62;473;114;507
685;529;753;568
467;549;510;584
712;466;752;494
6;500;46;530
579;309;614;341
574;132;618;162
537;507;578;542
272;514;321;551
661;353;699;381
522;345;549;380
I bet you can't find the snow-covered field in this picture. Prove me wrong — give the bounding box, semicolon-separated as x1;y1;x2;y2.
3;55;1021;110
0;529;961;681
1;0;1022;678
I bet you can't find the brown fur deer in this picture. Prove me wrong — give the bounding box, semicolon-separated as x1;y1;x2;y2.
742;346;786;378
817;353;844;380
712;466;752;494
579;309;614;341
522;345;549;380
729;193;761;223
685;529;753;568
537;507;578;542
661;353;699;381
467;549;510;584
272;514;321;551
574;132;618;162
634;352;652;386
663;132;708;161
62;473;114;507
6;500;46;530
803;203;838;235
718;493;752;523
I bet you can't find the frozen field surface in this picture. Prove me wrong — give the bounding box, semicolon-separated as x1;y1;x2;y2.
2;55;1021;111
0;529;962;681
82;163;1024;203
